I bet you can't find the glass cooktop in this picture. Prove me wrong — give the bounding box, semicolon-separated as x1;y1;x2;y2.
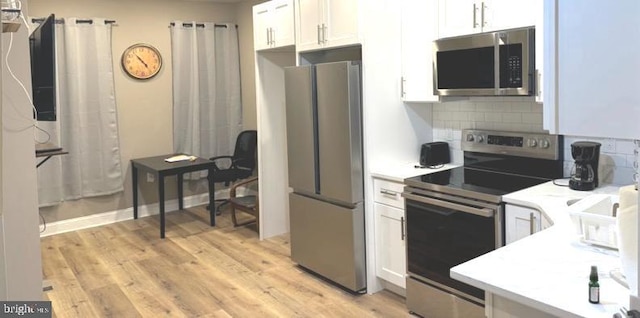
405;166;552;198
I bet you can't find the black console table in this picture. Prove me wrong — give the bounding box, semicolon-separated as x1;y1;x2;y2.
131;154;216;238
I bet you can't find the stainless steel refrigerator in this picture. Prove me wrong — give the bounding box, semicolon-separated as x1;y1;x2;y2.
284;61;366;293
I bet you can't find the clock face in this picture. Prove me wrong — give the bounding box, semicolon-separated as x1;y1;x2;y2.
121;44;162;80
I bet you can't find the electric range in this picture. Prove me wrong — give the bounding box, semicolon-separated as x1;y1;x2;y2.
403;129;564;318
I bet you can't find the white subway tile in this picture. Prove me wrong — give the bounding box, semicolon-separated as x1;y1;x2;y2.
522;113;543;124
471;112;486;121
454;112;469;121
626;154;637;168
476;103;494;112
611;166;636;186
485;113;503;122
616;139;636;155
503;113;522;123
459;103;476;112
602;153;628;168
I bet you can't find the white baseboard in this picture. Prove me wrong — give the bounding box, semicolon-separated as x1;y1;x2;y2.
39;192;218;237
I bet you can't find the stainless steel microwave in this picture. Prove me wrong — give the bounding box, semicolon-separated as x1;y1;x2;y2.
433;26;535;96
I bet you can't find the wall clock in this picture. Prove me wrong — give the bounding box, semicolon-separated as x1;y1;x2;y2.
121;43;162;80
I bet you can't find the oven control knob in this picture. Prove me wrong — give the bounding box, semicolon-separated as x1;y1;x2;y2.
527;139;538;147
476;135;484;143
466;134;475;142
539;139;550;149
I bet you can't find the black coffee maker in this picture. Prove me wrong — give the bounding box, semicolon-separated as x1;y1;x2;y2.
569;141;601;191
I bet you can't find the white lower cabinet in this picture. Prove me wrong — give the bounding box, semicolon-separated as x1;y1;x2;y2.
505;204;548;245
373;178;406;289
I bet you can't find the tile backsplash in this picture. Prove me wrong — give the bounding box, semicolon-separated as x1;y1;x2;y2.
432;98;638;186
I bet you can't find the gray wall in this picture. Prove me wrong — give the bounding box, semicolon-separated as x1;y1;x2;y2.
29;0;258;223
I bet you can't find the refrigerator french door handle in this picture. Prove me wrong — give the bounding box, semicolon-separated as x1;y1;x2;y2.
494;32;500;95
481;2;487;27
472;3;478;28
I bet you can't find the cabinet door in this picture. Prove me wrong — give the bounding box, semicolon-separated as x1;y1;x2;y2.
483;0;537;32
375;202;406;288
438;0;478;38
556;0;640;140
323;0;359;47
253;2;272;51
505;204;541;245
272;0;295;47
401;0;439;102
296;0;323;50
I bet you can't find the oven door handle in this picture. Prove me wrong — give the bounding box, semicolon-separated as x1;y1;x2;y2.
402;192;495;218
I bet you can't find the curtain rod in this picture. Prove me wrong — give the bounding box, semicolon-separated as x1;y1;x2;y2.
169;22;237;29
31;18;116;25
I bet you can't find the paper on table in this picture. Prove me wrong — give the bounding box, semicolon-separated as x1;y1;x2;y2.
164;154;197;163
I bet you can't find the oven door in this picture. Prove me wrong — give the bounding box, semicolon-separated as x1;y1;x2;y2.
403;191;503;302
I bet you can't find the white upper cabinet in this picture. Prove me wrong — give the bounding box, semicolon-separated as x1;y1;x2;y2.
438;0;537;38
546;0;640;139
483;0;537;32
400;0;439;103
438;0;477;38
296;0;360;51
253;0;295;51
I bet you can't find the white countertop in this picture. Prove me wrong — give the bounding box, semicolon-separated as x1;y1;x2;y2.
370;162;459;182
451;181;630;318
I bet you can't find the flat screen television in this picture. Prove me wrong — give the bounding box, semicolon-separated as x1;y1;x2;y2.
29;14;56;121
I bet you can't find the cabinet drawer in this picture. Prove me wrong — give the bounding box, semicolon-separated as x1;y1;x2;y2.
373;178;404;209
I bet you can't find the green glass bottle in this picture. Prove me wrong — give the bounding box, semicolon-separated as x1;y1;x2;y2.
589;265;600;304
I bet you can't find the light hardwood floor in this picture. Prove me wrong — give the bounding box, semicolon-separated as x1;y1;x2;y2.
41;205;411;317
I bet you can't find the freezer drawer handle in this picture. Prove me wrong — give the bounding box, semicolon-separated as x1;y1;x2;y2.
401;192;494;218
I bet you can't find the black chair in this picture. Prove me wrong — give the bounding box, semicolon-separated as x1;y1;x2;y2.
229;176;259;228
208;130;257;212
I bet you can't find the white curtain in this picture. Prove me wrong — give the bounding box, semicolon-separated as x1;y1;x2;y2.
170;21;242;176
36;18;124;206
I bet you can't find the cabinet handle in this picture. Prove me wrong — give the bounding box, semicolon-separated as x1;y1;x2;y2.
473;3;478;28
322;24;327;43
317;24;322;44
529;212;536;234
401;216;405;241
380;189;398;196
400;77;406;97
481;2;487;27
270;28;275;45
266;28;271;46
